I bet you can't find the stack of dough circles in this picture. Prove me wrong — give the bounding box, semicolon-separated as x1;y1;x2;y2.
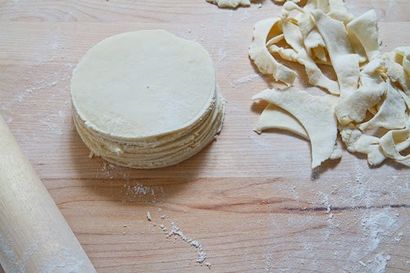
71;30;225;169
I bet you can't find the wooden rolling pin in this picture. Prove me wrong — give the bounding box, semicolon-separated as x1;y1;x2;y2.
0;116;97;273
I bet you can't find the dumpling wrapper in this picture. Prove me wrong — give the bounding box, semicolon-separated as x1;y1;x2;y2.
252;87;339;168
312;10;360;97
71;30;217;139
206;0;250;8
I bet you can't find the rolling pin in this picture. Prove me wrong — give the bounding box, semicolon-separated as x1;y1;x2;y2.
0;116;97;273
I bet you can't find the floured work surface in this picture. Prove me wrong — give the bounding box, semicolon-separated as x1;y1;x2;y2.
0;0;410;272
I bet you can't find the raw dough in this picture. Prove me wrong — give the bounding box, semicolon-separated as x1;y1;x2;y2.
340;128;386;166
278;17;339;94
347;10;380;61
254;104;308;139
380;122;410;166
72;30;216;139
206;0;250;8
312;10;360;97
253;87;338;168
249;18;297;86
71;30;225;168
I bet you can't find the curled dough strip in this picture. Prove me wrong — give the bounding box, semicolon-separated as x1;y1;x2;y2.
335;59;387;126
249;18;297;85
380;122;410;167
280;19;339;94
384;50;410;93
255;104;308;139
255;104;342;160
359;81;407;131
395;47;410;78
312;10;360;97
347;10;380;61
340;129;386;166
304;29;329;64
253;87;338;168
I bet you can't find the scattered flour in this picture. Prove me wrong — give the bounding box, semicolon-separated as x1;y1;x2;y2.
394;232;403;242
166;222;209;265
240;9;251;22
217;47;227;63
233;73;260;85
146;213;210;267
366;253;391;273
122;182;165;203
361;208;399;252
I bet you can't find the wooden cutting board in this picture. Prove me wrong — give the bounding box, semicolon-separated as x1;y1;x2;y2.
1;0;410;272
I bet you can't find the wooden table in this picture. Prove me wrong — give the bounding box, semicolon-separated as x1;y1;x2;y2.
1;0;410;272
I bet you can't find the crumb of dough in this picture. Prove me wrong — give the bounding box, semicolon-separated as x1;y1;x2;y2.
206;0;250;8
146;211;152;222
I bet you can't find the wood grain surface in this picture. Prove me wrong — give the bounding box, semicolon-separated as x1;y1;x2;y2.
1;0;410;272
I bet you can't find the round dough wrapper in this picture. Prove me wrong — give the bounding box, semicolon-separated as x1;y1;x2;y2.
71;30;217;139
71;30;225;169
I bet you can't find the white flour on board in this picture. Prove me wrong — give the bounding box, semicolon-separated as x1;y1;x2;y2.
260;156;407;272
361;208;399;252
146;213;211;268
1;61;74;141
217;47;227;63
167;222;209;265
365;253;391;273
0;233;87;273
122;182;165;203
233;73;260;86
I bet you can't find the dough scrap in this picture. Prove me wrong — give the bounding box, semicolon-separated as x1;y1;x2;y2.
253;87;338;168
279;18;339;94
255;104;308;139
250;0;410;169
359;81;407;131
256;103;343;160
304;29;329;64
347;10;380;61
327;0;354;23
335;60;387;126
380;122;410;166
312;10;360;97
206;0;250;8
395;47;410;79
340;128;386;166
384;51;410;93
249;18;297;85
